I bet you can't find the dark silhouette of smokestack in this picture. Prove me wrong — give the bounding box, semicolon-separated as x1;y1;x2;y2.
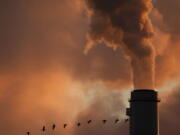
126;90;160;135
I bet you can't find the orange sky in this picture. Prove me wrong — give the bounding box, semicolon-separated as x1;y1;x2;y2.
0;0;180;135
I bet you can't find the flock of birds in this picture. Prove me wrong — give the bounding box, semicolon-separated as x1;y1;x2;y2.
26;118;129;135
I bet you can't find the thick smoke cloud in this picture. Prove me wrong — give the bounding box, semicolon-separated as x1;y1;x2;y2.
85;0;155;89
0;0;180;135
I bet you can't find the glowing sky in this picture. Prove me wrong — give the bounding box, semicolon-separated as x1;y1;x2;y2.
0;0;180;135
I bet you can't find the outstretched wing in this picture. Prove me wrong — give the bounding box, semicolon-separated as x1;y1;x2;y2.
63;124;67;128
77;122;81;127
52;124;56;130
125;119;129;123
115;119;119;123
102;120;107;124
42;126;46;132
87;120;92;124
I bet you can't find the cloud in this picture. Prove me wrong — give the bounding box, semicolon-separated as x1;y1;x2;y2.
0;0;180;135
160;86;180;135
73;86;129;135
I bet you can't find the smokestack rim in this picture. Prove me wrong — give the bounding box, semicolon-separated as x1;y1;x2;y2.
133;89;157;92
129;89;160;102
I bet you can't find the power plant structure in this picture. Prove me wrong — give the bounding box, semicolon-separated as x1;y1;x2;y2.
126;90;160;135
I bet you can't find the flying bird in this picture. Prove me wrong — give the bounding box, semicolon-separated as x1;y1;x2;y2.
52;124;56;130
63;124;67;128
102;120;107;124
115;119;119;124
27;131;30;135
87;120;92;124
125;119;129;123
42;126;46;132
77;122;81;127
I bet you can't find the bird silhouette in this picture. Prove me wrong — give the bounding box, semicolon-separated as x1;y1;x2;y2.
125;119;129;123
102;120;107;124
87;120;92;124
52;124;56;130
115;119;119;124
42;126;46;132
77;122;81;127
27;131;30;135
63;124;67;128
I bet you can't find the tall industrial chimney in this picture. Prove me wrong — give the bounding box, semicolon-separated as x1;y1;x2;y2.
126;90;160;135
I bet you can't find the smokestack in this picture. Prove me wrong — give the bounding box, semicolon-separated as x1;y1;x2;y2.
126;90;160;135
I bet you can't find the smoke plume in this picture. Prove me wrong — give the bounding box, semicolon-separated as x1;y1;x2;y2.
85;0;155;89
1;0;180;135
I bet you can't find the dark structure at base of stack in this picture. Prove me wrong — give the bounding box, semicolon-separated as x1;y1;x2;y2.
126;90;160;135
